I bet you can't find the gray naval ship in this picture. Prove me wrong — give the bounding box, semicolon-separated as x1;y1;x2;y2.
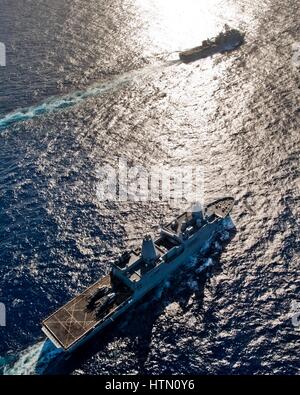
42;197;234;353
179;25;244;63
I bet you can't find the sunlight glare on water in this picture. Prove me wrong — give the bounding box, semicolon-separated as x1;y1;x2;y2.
134;0;240;52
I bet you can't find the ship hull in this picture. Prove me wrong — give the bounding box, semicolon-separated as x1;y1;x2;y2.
43;218;223;354
179;28;244;63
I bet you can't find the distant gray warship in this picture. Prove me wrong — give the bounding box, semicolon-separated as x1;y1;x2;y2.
179;25;244;63
42;197;235;353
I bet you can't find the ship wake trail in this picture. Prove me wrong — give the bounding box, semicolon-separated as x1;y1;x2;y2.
0;61;174;131
2;340;63;375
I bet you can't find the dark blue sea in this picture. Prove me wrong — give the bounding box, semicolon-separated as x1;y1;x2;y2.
0;0;299;375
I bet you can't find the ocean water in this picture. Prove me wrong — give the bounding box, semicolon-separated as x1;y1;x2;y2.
0;0;299;375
